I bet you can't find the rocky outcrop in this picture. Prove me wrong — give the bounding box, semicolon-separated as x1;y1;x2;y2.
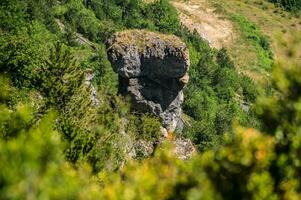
84;69;100;106
107;30;189;133
173;138;195;160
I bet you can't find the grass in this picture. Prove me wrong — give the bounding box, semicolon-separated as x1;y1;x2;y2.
172;0;300;85
229;14;273;72
108;29;186;53
210;0;301;82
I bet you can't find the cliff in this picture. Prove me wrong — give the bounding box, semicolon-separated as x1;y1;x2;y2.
107;30;190;133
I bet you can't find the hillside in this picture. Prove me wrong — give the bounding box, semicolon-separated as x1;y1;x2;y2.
0;0;301;199
172;0;301;83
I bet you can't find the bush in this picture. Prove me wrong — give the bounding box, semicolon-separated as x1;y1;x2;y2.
0;23;54;87
183;36;259;150
146;0;180;33
0;111;103;199
34;43;84;108
269;0;301;12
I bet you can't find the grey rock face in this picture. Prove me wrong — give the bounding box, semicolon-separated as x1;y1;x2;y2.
107;30;189;132
84;69;100;106
173;138;195;160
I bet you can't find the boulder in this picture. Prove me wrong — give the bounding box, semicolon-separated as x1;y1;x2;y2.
107;30;189;132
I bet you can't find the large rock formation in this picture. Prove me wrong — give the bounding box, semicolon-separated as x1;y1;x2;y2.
107;30;189;132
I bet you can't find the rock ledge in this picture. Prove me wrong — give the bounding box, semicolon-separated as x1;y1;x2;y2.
107;30;190;132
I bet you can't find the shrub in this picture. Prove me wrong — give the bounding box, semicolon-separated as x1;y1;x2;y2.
183;39;259;150
269;0;301;12
146;0;180;33
34;43;84;108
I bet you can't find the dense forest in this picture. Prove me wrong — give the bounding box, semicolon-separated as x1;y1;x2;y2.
269;0;301;11
0;0;301;199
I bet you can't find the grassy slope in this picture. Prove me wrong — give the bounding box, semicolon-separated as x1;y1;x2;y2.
170;0;300;85
210;0;301;80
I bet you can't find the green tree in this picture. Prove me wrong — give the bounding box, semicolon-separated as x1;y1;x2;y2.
0;77;103;200
269;0;301;12
147;0;180;33
35;43;84;108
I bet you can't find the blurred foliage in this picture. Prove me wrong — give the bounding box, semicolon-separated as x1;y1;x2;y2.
100;127;276;200
255;35;301;198
0;92;103;199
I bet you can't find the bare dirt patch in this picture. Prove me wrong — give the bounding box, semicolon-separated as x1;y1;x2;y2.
172;0;235;49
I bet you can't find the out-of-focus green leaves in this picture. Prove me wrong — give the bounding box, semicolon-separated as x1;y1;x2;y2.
0;78;102;199
100;126;276;200
0;110;103;199
0;76;11;103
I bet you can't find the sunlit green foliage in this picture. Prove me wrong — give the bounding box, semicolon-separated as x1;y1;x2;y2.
146;0;180;33
34;43;84;108
1;0;163;173
0;98;102;199
0;23;54;87
231;14;273;72
181;31;259;150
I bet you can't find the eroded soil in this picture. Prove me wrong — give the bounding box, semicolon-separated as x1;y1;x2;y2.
172;0;235;49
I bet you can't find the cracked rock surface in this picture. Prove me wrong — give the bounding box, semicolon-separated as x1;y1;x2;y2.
107;30;189;132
